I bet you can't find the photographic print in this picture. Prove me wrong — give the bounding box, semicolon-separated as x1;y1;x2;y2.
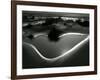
22;11;89;68
11;1;97;79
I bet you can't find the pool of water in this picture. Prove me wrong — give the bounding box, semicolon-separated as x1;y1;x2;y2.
24;33;88;58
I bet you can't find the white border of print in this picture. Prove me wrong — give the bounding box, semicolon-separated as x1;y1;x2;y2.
17;5;94;75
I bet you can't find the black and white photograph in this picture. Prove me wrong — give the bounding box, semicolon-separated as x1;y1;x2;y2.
22;11;89;69
11;1;97;79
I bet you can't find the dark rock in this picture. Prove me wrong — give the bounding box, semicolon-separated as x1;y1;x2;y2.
48;27;62;42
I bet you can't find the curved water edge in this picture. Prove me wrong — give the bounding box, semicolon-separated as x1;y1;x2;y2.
33;32;86;38
23;32;89;62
